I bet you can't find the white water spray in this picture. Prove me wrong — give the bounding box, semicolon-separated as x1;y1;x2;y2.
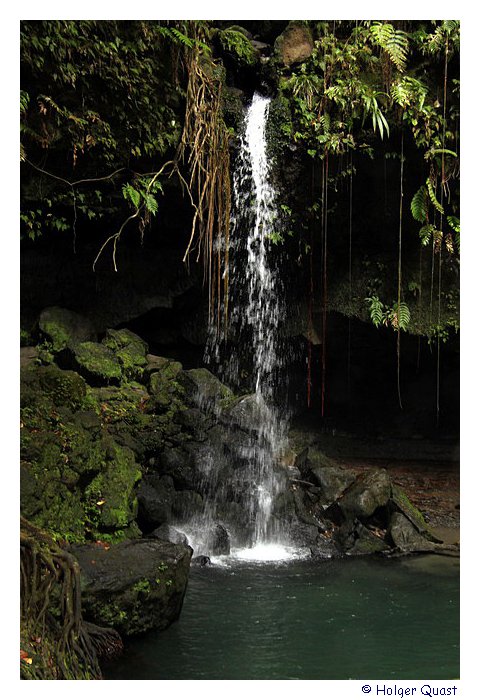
205;93;290;547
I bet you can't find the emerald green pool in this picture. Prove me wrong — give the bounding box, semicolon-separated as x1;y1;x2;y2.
103;554;459;680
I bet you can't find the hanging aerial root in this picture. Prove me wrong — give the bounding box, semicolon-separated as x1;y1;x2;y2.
20;517;122;680
176;33;232;333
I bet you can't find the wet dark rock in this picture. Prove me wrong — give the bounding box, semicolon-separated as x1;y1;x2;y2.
338;468;392;520
388;512;436;553
219;394;263;433
150;524;189;546
181;368;234;413
335;519;389;556
157;445;197;490
206;522;231;555
192;555;212;566
173;407;212;441
288;520;321;548
172;490;204;520
391;484;442;543
38;306;96;352
137;475;175;529
72;538;192;636
292;488;326;528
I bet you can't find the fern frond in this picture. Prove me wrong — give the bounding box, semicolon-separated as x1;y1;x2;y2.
419;223;435;246
395;301;411;331
366;296;384;327
426;177;444;214
425;148;458;160
144;193;158;215
122;183;141;209
319;113;331;135
219;28;256;65
447;215;460;233
20;90;29;114
370;22;409;72
411;185;429;222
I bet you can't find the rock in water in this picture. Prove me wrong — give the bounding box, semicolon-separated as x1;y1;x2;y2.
71;538;192;636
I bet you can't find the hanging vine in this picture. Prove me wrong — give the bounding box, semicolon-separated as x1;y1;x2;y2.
20;517;122;679
176;25;232;329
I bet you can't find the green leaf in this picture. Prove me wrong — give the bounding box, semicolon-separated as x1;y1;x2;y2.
122;184;141;209
144;193;158;215
365;296;384;327
426;177;444;214
411;185;429;222
419;223;435;246
447;215;460;233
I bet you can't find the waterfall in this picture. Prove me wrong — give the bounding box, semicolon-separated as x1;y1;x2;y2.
234;92;287;543
204;92;289;551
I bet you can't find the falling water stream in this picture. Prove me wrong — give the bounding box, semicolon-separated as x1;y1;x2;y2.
228;92;287;549
186;92;298;561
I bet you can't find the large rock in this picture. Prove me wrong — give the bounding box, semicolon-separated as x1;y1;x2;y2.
38;306;96;352
274;22;314;67
335;519;390;556
181;368;234;412
137;474;175;529
72;341;122;386
72;538;192;636
338;468;392;520
102;328;148;380
21;364;87;411
388;512;436;553
157;446;197;490
206;522;230;555
219;394;263;433
391;484;442;543
150;524;189;546
304;450;356;502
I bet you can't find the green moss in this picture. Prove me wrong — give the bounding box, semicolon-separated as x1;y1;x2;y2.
21;365;87;411
73;342;122;385
390;484;439;542
102;328;148;381
132;578;151;595
84;440;141;532
148;364;186;415
20;328;31;346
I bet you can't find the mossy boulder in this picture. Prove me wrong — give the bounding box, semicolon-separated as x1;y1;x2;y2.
391;484;442;543
20;363;143;543
38;306;96;352
299;449;356;502
148;359;185;414
338;468;392;520
72;342;122;386
21;364;87;411
84;440;141;533
388;512;436;552
102;328;148;380
181;367;234;412
72;538;192;636
274;21;313;67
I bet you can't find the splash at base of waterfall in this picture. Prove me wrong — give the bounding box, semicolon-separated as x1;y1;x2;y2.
212;543;311;565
